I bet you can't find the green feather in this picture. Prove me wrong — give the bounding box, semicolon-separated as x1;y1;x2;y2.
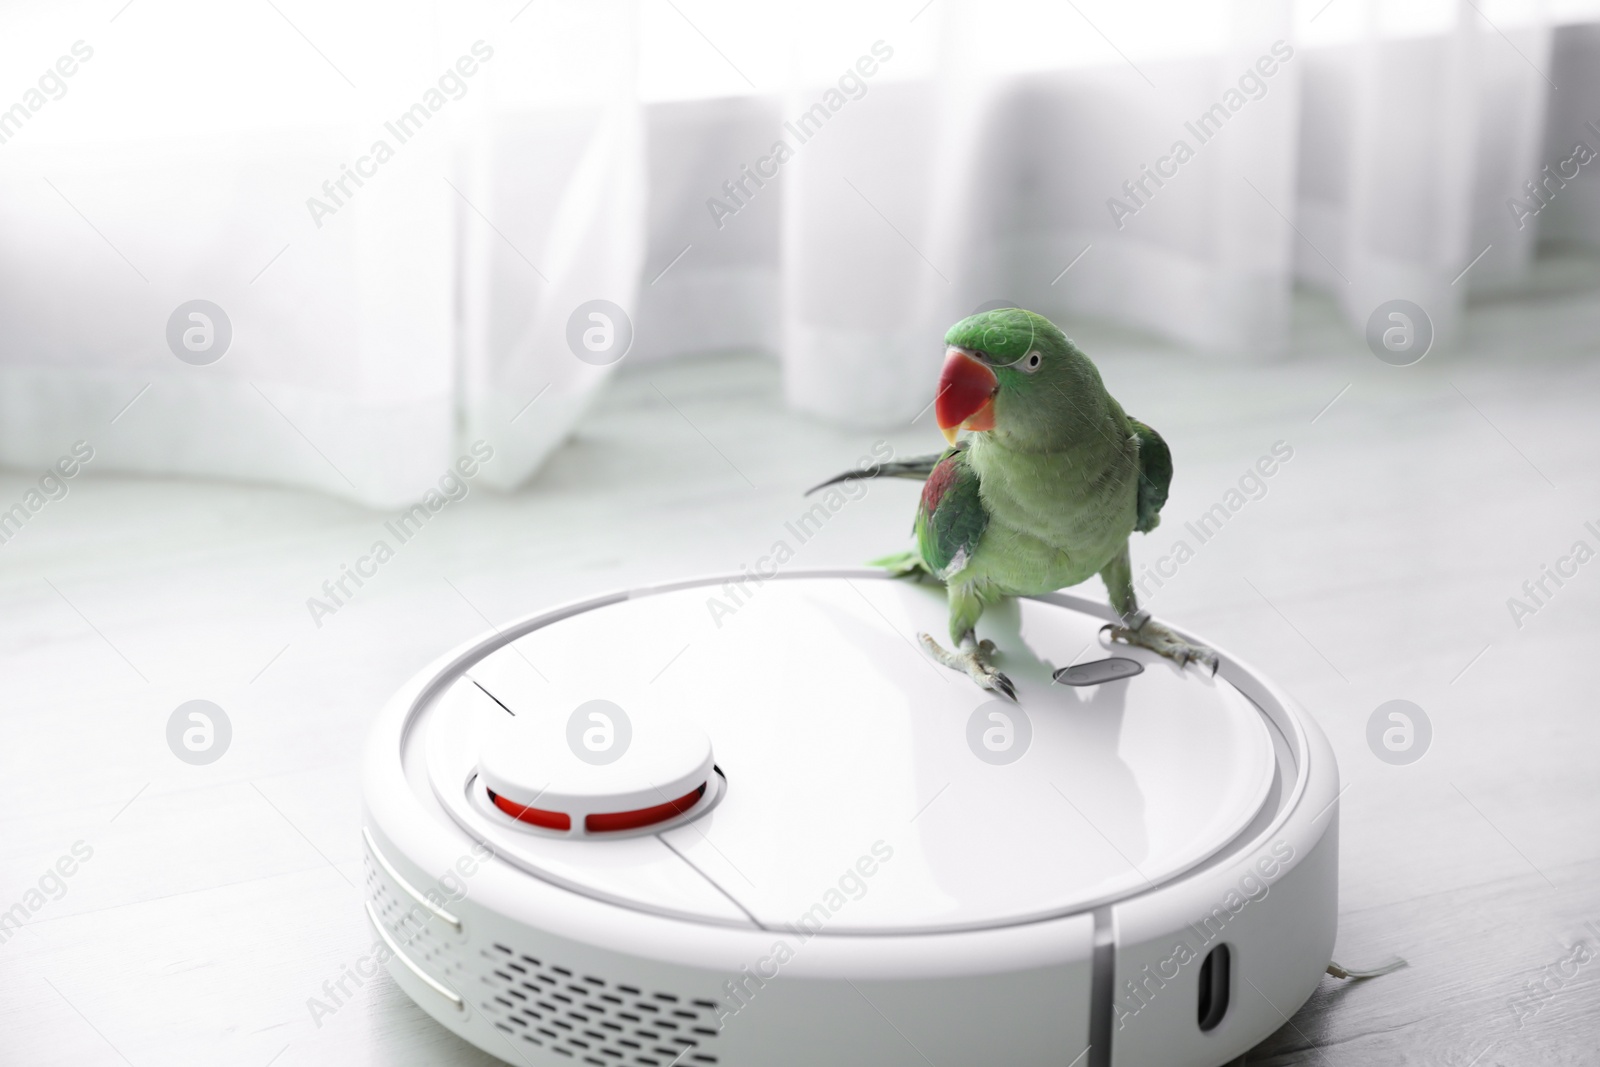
914;447;988;580
1129;417;1171;533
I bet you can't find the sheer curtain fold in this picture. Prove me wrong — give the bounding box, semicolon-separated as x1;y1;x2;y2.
0;123;459;506
456;96;647;493
1304;3;1554;346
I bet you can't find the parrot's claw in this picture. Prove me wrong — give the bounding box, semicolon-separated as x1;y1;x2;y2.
1102;618;1220;676
919;632;1017;701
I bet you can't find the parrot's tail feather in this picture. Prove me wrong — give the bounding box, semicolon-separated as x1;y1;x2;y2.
804;453;952;496
868;549;932;578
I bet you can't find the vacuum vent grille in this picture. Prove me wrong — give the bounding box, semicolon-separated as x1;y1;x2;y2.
479;943;722;1066
364;853;469;989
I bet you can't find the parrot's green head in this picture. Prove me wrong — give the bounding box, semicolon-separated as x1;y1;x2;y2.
936;308;1102;448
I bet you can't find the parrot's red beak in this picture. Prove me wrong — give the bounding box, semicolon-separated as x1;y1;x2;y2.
935;347;998;445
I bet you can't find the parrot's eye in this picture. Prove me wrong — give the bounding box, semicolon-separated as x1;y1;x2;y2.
1021;351;1043;374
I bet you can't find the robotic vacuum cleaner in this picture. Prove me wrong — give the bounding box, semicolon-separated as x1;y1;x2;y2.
361;570;1338;1067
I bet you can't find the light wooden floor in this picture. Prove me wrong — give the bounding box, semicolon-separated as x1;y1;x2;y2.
2;275;1598;1065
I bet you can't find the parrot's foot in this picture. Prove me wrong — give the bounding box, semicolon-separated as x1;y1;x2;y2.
1103;616;1219;675
918;632;1017;702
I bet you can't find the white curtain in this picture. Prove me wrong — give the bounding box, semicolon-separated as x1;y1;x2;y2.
0;0;643;507
1;0;1595;503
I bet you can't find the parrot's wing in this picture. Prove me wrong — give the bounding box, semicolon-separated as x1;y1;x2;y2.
1129;417;1172;534
804;447;958;496
914;446;989;579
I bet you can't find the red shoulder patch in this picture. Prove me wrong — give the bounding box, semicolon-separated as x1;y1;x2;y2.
920;457;960;513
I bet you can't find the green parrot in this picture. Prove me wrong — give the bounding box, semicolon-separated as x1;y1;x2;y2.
809;307;1217;700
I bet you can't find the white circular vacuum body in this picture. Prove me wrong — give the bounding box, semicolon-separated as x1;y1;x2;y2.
361;570;1339;1067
